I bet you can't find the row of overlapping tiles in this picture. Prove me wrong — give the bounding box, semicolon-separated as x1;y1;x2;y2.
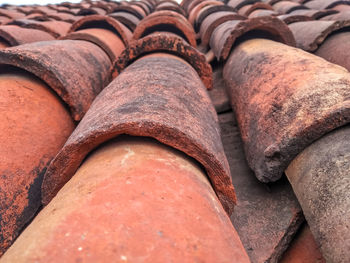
0;0;349;262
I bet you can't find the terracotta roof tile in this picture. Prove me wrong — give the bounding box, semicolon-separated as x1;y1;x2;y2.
305;0;349;9
195;4;236;31
8;19;71;38
219;111;303;263
64;15;132;61
273;0;309;14
315;31;350;71
248;8;279;17
286;125;350;262
110;5;146;19
223;38;350;182
0;66;75;257
0;40;111;120
199;11;245;47
0;0;349;261
288;20;350;51
238;2;274;16
188;0;222;26
210;16;296;60
0;25;55;46
109;11;140;31
278;13;313;24
281;224;325;263
2;136;249;263
289;8;338;19
156;1;187;16
132;10;197;46
227;0;260;10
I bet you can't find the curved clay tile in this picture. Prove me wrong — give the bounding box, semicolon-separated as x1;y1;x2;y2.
289;8;338;19
0;15;11;23
41;37;237;218
0;25;55;46
0;8;25;19
285;126;350;263
273;1;309;14
109;11;140;31
223;38;350;182
8;19;71;38
0;66;75;257
132;10;197;47
69;15;132;45
195;4;234;32
320;10;350;20
0;40;111;121
47;12;78;23
248;8;279;17
288;20;350;51
129;4;147;17
227;0;260;10
77;7;107;16
314;31;350;71
114;32;212;89
129;1;151;15
110;5;145;19
210;16;296;60
333;3;350;11
238;2;274;16
188;0;223;26
186;0;208;14
305;0;350;10
156;1;187;16
64;16;131;62
278;14;313;24
199;11;246;47
305;0;349;9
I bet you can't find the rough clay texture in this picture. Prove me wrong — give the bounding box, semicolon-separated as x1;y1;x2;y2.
68;15;132;45
238;3;272;16
0;40;111;121
0;25;54;46
156;2;187;17
109;12;140;31
248;9;278;18
132;10;197;47
273;1;308;14
320;10;350;21
305;0;346;10
0;69;74;256
63;28;126;62
113;33;213;90
8;19;71;38
315;31;350;72
208;66;231;113
223;38;350;182
42;54;236;215
289;20;350;51
195;5;235;32
281;224;325;263
210;16;296;60
3;138;249;263
290;9;337;19
199;11;245;47
219;112;303;263
110;5;145;20
277;14;313;25
188;0;222;26
285;125;350;263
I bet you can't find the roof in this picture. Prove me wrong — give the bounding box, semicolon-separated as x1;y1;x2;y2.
0;0;349;262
